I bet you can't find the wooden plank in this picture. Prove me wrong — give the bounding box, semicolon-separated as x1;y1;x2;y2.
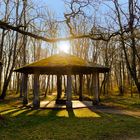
33;72;40;109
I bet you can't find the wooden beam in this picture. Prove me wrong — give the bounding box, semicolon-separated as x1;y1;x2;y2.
66;75;72;110
79;74;83;101
93;73;99;105
33;72;40;109
23;74;28;105
56;75;62;100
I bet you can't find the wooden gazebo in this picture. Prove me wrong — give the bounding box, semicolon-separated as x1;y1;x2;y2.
14;53;109;109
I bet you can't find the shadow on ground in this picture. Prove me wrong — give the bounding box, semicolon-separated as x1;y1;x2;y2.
1;105;140;140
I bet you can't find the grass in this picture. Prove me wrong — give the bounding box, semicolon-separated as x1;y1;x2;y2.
0;93;140;140
101;94;140;110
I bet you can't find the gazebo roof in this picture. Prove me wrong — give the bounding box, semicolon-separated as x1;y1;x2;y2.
14;53;109;75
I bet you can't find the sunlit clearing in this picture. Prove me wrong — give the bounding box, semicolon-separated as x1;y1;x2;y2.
74;108;100;118
57;41;70;53
0;108;19;115
56;108;100;118
57;110;69;117
26;110;39;116
11;109;28;117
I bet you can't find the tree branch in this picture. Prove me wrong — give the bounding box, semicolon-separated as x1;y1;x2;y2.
0;20;109;42
0;20;138;43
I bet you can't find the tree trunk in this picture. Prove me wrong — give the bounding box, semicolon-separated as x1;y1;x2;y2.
0;30;5;95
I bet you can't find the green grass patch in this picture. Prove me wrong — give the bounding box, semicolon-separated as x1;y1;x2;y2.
1;93;140;140
1;107;140;140
101;94;140;110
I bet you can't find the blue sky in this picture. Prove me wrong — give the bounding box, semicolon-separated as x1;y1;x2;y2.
38;0;128;23
33;0;129;32
42;0;65;20
35;0;128;21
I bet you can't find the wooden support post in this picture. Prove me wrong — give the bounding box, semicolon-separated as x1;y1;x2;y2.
66;75;72;110
20;74;24;97
79;74;83;101
23;74;28;105
56;75;62;101
93;73;99;105
63;75;66;93
33;72;40;109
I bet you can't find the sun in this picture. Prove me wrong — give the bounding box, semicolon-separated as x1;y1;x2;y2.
57;41;70;53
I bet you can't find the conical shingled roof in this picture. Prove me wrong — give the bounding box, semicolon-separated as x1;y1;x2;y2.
26;53;89;67
14;53;109;74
